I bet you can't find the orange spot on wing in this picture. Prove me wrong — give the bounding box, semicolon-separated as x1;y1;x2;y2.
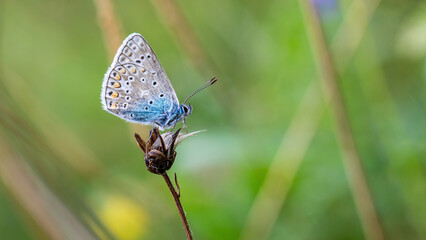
112;82;121;88
110;102;118;109
114;74;121;80
111;92;119;98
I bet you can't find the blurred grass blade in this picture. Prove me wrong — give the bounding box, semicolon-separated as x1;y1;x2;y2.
331;0;381;72
2;69;102;177
94;0;124;59
355;33;426;237
240;83;325;240
240;0;384;239
0;136;98;240
149;0;213;72
298;0;384;239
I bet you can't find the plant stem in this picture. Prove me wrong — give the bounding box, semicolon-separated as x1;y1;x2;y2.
162;172;193;240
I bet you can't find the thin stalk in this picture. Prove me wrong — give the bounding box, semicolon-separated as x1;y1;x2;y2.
93;0;124;59
240;1;383;239
298;0;384;239
161;172;193;240
150;0;212;72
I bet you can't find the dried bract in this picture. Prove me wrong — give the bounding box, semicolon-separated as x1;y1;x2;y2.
135;128;201;174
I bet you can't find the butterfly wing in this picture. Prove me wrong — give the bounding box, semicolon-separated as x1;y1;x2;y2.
101;33;180;125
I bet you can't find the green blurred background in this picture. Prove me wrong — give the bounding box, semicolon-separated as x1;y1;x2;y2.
0;0;425;239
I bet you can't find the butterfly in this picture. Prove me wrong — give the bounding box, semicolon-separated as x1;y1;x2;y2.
101;33;216;130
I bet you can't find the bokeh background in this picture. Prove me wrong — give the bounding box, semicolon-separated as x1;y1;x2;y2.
0;0;425;239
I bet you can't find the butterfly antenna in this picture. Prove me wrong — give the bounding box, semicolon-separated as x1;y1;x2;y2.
183;77;218;104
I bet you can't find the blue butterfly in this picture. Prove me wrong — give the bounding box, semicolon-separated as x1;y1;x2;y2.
101;33;216;130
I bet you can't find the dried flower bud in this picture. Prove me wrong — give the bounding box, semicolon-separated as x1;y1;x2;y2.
135;128;202;174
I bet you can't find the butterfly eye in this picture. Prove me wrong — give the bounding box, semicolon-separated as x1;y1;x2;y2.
183;106;188;113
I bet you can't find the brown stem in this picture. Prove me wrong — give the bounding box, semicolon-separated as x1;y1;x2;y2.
161;172;193;240
93;0;124;59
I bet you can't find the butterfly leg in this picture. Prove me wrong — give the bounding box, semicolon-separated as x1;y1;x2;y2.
171;122;178;133
182;118;189;133
153;121;162;131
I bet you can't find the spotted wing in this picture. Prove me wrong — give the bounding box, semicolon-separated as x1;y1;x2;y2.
101;33;179;124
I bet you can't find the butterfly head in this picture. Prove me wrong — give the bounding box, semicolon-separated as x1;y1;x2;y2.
180;103;192;117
